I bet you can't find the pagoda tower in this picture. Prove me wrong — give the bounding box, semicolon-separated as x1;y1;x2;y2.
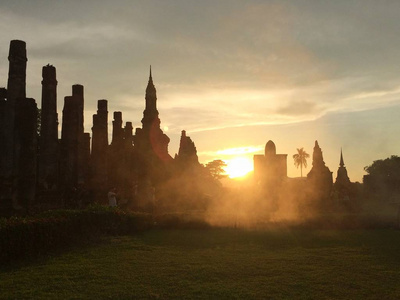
134;68;172;211
307;140;333;203
138;67;171;162
334;149;351;196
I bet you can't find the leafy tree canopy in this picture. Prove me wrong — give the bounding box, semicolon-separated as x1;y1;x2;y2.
364;155;400;195
205;159;228;180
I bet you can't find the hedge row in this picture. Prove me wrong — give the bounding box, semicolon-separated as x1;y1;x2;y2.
0;205;153;264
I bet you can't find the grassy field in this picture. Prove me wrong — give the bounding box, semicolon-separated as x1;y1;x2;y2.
1;228;400;299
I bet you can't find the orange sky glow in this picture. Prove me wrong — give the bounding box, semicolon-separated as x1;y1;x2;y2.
1;1;400;183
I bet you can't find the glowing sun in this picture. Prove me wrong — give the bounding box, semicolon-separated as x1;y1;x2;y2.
224;157;253;178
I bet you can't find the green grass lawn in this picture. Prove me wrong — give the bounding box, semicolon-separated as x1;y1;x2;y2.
1;228;400;299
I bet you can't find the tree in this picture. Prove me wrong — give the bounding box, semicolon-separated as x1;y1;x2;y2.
293;148;310;177
364;155;400;197
205;159;228;180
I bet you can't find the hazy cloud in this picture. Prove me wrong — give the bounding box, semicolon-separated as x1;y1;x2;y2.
276;100;319;116
1;0;400;181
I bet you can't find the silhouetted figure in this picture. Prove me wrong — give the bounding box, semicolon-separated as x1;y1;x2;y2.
108;188;117;207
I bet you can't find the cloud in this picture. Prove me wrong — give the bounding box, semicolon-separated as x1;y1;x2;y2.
3;1;400;125
199;145;264;157
276;100;319;116
1;0;400;182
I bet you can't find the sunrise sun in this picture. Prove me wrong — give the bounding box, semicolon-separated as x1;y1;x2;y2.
224;157;253;178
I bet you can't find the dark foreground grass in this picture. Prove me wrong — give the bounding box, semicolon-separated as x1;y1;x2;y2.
1;228;400;299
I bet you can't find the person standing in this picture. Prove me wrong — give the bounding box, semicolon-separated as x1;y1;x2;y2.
108;188;117;207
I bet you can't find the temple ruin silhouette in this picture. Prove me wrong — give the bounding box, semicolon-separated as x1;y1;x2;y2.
0;40;353;216
253;139;353;210
0;40;203;215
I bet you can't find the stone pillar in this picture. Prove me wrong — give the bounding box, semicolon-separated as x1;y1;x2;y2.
72;85;84;134
60;94;80;190
7;40;26;104
111;111;123;147
13;98;38;211
0;40;27;211
5;40;27;173
0;88;6;99
91;100;108;197
108;111;122;192
72;84;86;185
124;121;137;204
0;88;7;169
124;122;133;148
124;121;135;176
38;65;58;190
0;88;6;101
83;132;91;184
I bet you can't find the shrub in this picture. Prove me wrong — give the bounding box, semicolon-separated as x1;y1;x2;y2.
0;206;152;264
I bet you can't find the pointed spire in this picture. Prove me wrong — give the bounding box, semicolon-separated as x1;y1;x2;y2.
146;65;155;93
147;65;154;87
149;65;152;82
340;148;344;167
143;65;158;124
335;147;351;186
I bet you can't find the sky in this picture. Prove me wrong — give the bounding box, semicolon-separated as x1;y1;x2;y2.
1;0;400;182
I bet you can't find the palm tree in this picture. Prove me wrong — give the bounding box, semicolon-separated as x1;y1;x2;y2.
293;148;310;177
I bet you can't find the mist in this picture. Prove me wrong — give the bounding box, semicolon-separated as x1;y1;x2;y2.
149;167;399;231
